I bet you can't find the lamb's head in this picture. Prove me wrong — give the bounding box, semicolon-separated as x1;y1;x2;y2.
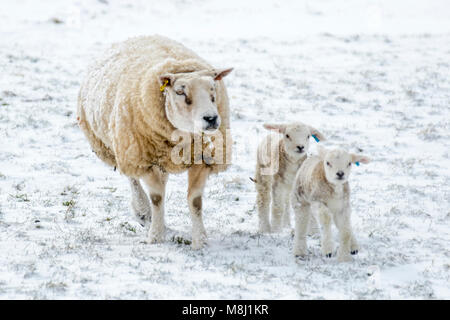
318;146;370;185
263;122;326;159
159;68;233;134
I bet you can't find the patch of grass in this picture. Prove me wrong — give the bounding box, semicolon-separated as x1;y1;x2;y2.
63;199;76;221
45;281;67;291
120;222;136;233
62;199;76;207
10;193;30;202
60;185;79;196
171;235;192;246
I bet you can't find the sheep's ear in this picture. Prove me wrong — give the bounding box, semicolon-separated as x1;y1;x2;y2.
213;68;233;80
309;126;326;142
317;145;327;158
351;154;370;164
159;74;175;86
263;123;286;133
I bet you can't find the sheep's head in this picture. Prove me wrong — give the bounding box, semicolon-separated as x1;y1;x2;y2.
318;146;370;185
159;68;233;134
263;122;326;159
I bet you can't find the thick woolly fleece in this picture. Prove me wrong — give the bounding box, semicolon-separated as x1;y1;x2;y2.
77;35;231;177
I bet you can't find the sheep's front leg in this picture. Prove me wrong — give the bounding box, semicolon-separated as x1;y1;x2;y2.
350;233;359;255
187;165;210;250
292;193;310;257
142;167;168;244
271;182;286;232
316;203;333;258
129;178;151;227
334;208;354;262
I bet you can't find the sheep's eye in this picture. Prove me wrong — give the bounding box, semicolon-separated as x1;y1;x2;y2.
176;90;184;96
326;161;331;167
211;96;215;102
308;135;310;139
286;134;290;139
348;162;352;167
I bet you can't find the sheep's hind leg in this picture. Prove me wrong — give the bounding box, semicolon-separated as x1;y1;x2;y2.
129;178;151;227
282;196;292;228
256;174;271;233
187;165;210;250
270;183;286;232
307;214;320;237
142;167;168;244
292;194;310;258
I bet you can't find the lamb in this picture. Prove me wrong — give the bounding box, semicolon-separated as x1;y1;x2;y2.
77;35;233;249
291;146;370;262
254;122;326;233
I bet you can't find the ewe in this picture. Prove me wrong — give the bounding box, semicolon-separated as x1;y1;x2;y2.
77;35;233;249
254;122;326;233
291;146;370;262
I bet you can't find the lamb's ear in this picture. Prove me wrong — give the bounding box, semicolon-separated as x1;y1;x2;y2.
213;68;233;81
309;126;326;142
263;123;286;134
159;74;175;87
351;154;371;164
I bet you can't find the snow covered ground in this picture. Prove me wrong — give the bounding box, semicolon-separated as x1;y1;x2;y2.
1;0;449;299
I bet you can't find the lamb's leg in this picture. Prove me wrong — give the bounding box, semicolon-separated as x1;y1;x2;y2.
281;194;292;228
270;182;286;232
129;177;151;227
350;234;359;255
334;209;355;262
255;170;271;233
141;167;168;244
307;214;320;236
292;194;310;257
317;203;333;258
187;165;210;250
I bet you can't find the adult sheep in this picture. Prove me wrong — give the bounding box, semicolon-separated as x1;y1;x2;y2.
77;35;233;249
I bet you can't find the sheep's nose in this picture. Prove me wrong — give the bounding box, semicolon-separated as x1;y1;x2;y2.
336;171;344;178
203;115;218;129
296;146;304;153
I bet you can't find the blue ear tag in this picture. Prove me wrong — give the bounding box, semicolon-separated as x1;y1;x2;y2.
355;162;360;166
312;134;320;142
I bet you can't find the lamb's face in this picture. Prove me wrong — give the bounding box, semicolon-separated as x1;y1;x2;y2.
263;122;326;159
160;68;232;134
323;149;354;184
282;124;313;158
322;149;370;185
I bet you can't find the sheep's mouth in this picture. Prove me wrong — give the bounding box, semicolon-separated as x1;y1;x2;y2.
204;125;219;132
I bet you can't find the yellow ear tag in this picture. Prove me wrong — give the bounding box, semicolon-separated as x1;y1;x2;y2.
160;79;169;92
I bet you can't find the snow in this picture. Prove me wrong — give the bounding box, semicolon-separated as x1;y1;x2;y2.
0;0;449;299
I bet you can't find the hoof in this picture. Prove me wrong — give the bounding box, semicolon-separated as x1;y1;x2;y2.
325;253;332;258
351;250;358;255
148;228;165;244
191;239;206;250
